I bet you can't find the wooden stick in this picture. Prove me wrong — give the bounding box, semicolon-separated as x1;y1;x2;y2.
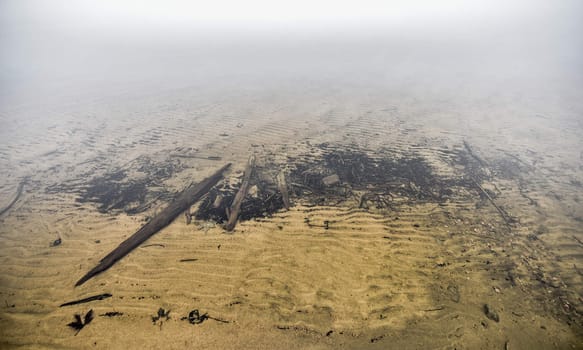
224;155;255;231
60;293;112;307
0;181;24;217
75;163;231;286
277;170;290;210
470;178;513;226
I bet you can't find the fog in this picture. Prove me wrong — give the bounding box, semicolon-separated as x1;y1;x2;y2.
1;0;581;104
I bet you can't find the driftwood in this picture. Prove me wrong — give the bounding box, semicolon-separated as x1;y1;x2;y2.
60;293;112;307
0;181;24;217
277;170;290;210
463;140;489;169
470;178;513;226
75;163;231;286
224;155;255;231
463;141;513;225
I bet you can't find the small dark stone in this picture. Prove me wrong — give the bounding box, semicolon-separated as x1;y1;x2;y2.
50;238;62;247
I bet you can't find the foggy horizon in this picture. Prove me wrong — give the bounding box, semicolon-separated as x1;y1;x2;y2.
1;0;582;104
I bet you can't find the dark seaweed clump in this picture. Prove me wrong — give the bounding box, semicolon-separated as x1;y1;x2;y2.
285;146;469;208
56;143;500;225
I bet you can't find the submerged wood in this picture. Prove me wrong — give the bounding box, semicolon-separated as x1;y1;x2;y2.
463;140;489;169
75;163;231;286
277;170;290;210
470;178;513;226
224;155;255;231
0;181;24;217
60;293;112;307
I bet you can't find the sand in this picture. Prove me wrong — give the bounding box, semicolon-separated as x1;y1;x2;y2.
0;82;582;349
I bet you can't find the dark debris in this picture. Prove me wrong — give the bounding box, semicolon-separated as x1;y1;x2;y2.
67;309;94;335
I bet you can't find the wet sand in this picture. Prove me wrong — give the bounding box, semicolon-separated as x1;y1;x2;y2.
0;82;582;349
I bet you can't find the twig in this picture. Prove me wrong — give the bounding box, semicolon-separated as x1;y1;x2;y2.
291;182;315;193
208;315;230;323
60;293;112;307
0;181;24;217
470;178;513;226
225;155;255;231
422;306;444;312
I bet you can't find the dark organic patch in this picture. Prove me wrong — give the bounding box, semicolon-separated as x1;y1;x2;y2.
196;144;486;223
491;156;532;180
285;146;475;208
195;166;286;223
81;175;149;213
53;143;500;227
195;188;232;223
47;155;185;215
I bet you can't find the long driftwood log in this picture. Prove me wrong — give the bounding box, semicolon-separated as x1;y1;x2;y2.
75;163;231;286
224;155;255;231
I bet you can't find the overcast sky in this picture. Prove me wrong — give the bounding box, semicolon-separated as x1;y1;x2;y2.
2;0;571;31
1;0;581;97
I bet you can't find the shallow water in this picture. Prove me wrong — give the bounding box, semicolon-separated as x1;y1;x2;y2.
0;78;582;349
1;2;583;347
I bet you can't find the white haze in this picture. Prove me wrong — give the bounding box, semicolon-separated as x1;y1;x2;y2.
0;0;581;105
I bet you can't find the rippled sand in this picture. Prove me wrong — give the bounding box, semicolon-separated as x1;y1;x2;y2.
0;83;582;349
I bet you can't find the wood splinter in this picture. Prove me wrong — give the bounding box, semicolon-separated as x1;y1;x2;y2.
224;155;255;231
